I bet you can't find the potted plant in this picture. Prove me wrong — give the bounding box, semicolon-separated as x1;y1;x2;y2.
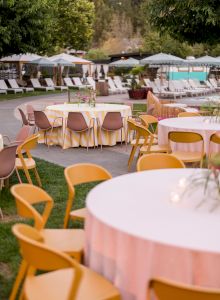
128;66;147;100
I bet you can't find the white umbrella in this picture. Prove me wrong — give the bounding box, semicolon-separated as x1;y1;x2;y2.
0;53;41;62
109;57;140;67
49;53;91;64
140;52;185;65
189;55;220;66
52;58;74;67
30;57;57;66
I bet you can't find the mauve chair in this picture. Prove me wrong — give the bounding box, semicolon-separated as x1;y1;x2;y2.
34;111;63;148
97;111;125;150
18;108;35;128
0;145;21;198
3;125;32;146
65;112;95;151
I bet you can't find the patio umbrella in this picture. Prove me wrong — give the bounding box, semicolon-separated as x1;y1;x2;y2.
188;56;220;80
109;57;140;68
140;53;185;89
49;53;91;64
30;57;57;66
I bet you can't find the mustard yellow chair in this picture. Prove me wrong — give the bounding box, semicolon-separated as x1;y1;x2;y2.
64;163;112;228
128;123;168;170
16;134;42;186
137;153;185;171
10;184;85;300
178;112;201;117
139;114;158;135
12;223;121;300
209;132;220;159
147;277;220;300
168;131;204;168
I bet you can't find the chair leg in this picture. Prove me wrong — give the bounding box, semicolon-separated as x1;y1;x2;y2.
121;128;123;146
100;128;103;151
9;260;27;300
127;145;137;171
33;167;42;187
93;127;96;149
15;169;22;183
86;129;89;151
22;168;33;185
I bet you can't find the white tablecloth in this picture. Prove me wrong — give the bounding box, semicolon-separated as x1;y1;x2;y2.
158;116;220;154
85;169;220;300
41;103;131;148
0;134;3;151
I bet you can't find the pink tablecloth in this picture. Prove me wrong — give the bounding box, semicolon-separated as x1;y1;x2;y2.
158;116;220;154
85;169;220;300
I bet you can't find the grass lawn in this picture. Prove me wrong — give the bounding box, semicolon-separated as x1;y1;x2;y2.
0;158;95;300
0;90;68;102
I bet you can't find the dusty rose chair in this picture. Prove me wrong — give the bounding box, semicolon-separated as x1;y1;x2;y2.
97;112;125;150
0;145;21;217
18;108;35;128
34;111;63;148
3;125;32;146
65;112;95;151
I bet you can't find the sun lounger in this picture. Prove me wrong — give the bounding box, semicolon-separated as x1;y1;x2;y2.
108;77;122;94
72;77;92;89
0;79;23;94
86;77;96;90
63;77;78;88
209;78;220;91
30;79;54;91
113;77;128;93
8;79;34;92
45;78;68;91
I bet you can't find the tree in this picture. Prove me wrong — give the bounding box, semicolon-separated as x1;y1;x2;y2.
85;48;109;60
56;0;95;51
147;0;220;45
0;0;57;56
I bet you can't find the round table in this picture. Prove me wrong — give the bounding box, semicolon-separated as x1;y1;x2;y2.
40;103;131;148
85;169;220;300
158;116;220;154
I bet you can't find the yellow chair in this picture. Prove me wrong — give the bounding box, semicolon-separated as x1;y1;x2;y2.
10;184;85;300
12;223;121;300
178;112;201;117
147;277;220;300
168;131;204;168
137;153;185;171
64;163;112;228
209;132;220;159
139;114;158;135
128;123;168;170
16;134;42;186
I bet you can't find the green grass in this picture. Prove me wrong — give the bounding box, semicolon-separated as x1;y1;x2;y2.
0;158;95;299
0;90;67;102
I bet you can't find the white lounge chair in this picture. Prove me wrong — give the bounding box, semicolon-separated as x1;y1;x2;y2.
189;79;210;94
209;78;220;91
114;76;129;88
8;79;34;93
72;77;92;89
113;77;128;93
30;79;54;91
0;80;23;94
86;77;96;90
63;77;77;88
107;77;122;94
45;78;68;91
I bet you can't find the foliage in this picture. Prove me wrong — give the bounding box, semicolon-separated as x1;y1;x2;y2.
56;0;95;51
85;48;109;60
130;66;145;76
147;0;220;45
0;0;58;56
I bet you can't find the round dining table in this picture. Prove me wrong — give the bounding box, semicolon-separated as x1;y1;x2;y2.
158;116;220;154
39;103;131;148
85;168;220;300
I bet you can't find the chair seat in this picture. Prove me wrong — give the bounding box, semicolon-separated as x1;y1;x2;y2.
16;158;36;169
42;229;85;261
70;208;87;221
171;151;203;162
131;137;158;146
25;265;120;300
24;269;75;300
140;144;169;154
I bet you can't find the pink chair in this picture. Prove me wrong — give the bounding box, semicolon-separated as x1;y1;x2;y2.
3;125;32;146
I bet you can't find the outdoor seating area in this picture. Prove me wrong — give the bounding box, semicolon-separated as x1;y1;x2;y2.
1;1;220;298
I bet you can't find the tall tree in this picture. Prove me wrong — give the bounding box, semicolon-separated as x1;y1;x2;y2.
56;0;95;50
0;0;57;56
147;0;220;45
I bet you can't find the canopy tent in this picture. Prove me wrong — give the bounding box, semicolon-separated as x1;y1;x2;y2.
0;53;42;80
30;57;57;66
109;57;140;68
49;53;92;65
188;55;220;66
52;58;74;85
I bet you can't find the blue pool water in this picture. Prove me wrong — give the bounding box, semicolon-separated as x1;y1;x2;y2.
168;72;208;81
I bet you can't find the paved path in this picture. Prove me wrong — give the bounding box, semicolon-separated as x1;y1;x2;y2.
0;92;139;176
